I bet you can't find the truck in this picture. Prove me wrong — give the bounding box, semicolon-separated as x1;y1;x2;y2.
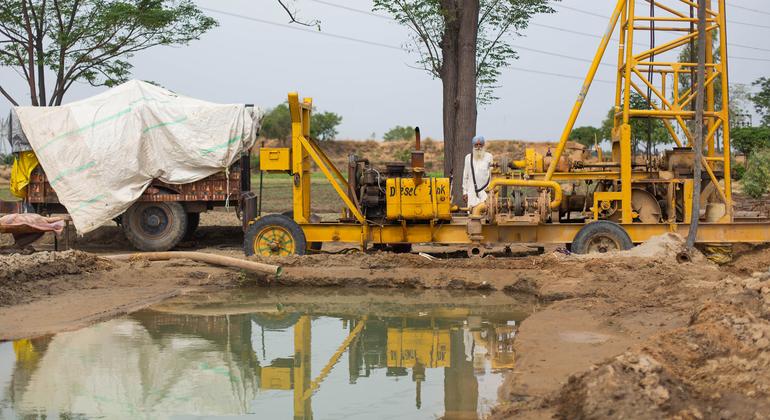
25;154;253;251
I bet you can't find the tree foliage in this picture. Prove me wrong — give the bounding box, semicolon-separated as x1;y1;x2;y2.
0;0;217;106
372;0;554;105
742;148;770;199
599;92;670;153
259;103;342;141
569;126;601;148
383;125;415;141
311;111;342;141
732;126;770;160
751;77;770;127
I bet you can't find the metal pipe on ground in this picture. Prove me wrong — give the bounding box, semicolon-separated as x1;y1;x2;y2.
106;251;282;276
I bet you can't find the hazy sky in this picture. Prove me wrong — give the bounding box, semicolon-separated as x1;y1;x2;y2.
1;0;769;142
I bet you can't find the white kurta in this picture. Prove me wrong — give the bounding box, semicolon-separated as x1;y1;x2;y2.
462;152;493;208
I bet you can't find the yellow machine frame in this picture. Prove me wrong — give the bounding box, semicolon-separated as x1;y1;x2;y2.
254;0;770;252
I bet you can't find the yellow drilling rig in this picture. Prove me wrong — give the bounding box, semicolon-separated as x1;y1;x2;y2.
243;0;759;257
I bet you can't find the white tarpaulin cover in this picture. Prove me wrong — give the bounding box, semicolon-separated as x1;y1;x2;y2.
15;80;259;233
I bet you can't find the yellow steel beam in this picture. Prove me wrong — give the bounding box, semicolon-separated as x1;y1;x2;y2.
297;134;367;224
299;221;770;246
717;0;732;216
545;0;626;181
303;317;368;401
486;179;563;209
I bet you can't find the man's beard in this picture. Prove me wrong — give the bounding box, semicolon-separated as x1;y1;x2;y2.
473;149;484;160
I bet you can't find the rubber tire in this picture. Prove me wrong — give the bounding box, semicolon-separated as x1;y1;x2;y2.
570;221;633;255
280;210;322;251
251;313;301;330
183;212;201;241
244;213;307;257
123;201;188;252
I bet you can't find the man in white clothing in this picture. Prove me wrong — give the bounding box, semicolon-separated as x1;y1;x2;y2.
462;135;493;210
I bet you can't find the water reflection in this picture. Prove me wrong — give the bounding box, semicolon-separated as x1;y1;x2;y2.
0;289;531;420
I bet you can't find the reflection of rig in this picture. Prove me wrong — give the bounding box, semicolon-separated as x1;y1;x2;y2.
143;297;523;419
11;302;520;420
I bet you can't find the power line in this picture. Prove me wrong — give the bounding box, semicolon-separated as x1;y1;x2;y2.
728;3;770;16
200;7;404;51
553;3;770;30
307;0;770;55
204;7;754;86
507;66;615;84
308;0;392;20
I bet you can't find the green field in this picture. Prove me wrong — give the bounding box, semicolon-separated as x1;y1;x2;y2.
250;172;344;214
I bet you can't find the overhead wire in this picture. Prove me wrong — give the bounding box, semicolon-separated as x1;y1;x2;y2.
728;3;770;16
202;4;755;85
553;2;770;30
307;0;770;55
201;7;619;85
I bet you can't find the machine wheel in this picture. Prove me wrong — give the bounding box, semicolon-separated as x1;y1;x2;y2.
183;212;201;240
280;210;322;251
608;189;662;223
251;313;301;330
570;221;633;254
244;214;307;257
123;201;188;251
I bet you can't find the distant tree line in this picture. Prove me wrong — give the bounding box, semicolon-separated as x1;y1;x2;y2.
260;103;342;141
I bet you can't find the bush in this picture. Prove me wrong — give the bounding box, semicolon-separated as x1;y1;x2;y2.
742;148;770;198
733;162;746;180
383;126;415;141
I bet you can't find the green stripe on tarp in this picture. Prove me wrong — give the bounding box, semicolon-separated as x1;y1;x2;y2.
200;133;244;156
49;161;97;186
37;107;132;153
36;97;175;153
142;116;188;133
71;193;106;214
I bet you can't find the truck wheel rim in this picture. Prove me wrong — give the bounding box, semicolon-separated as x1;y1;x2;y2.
254;226;295;256
140;206;170;237
586;235;620;253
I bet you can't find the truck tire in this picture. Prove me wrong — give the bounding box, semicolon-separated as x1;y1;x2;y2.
123;201;188;251
570;221;633;254
183;212;201;240
244;214;307;257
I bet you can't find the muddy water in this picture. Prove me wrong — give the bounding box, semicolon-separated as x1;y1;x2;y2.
0;288;533;420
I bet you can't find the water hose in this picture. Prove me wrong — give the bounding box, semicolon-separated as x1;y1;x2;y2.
107;251;282;276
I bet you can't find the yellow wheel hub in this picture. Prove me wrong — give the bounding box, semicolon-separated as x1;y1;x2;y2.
253;226;295;256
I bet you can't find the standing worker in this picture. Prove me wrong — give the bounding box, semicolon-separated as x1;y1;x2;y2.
462;135;493;211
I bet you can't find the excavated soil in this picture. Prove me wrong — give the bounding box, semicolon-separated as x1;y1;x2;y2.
2;230;770;417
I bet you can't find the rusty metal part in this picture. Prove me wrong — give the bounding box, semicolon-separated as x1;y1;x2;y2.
486;178;563;209
27;164;241;205
609;188;662;223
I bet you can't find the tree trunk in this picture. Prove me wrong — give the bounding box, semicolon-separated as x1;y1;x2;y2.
20;0;39;106
440;0;479;205
440;0;460;199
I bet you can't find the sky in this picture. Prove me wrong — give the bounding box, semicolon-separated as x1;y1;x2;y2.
1;0;769;143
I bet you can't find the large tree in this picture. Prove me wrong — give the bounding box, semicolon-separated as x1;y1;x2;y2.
751;77;770;127
0;0;217;107
372;0;554;202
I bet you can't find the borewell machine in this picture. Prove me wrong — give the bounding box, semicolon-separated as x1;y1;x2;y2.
242;0;766;257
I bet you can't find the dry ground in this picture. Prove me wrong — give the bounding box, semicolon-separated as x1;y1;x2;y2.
2;221;770;419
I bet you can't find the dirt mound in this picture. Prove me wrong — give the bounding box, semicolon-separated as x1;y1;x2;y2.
0;250;112;306
258;138;572;172
566;233;707;264
555;276;770;419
